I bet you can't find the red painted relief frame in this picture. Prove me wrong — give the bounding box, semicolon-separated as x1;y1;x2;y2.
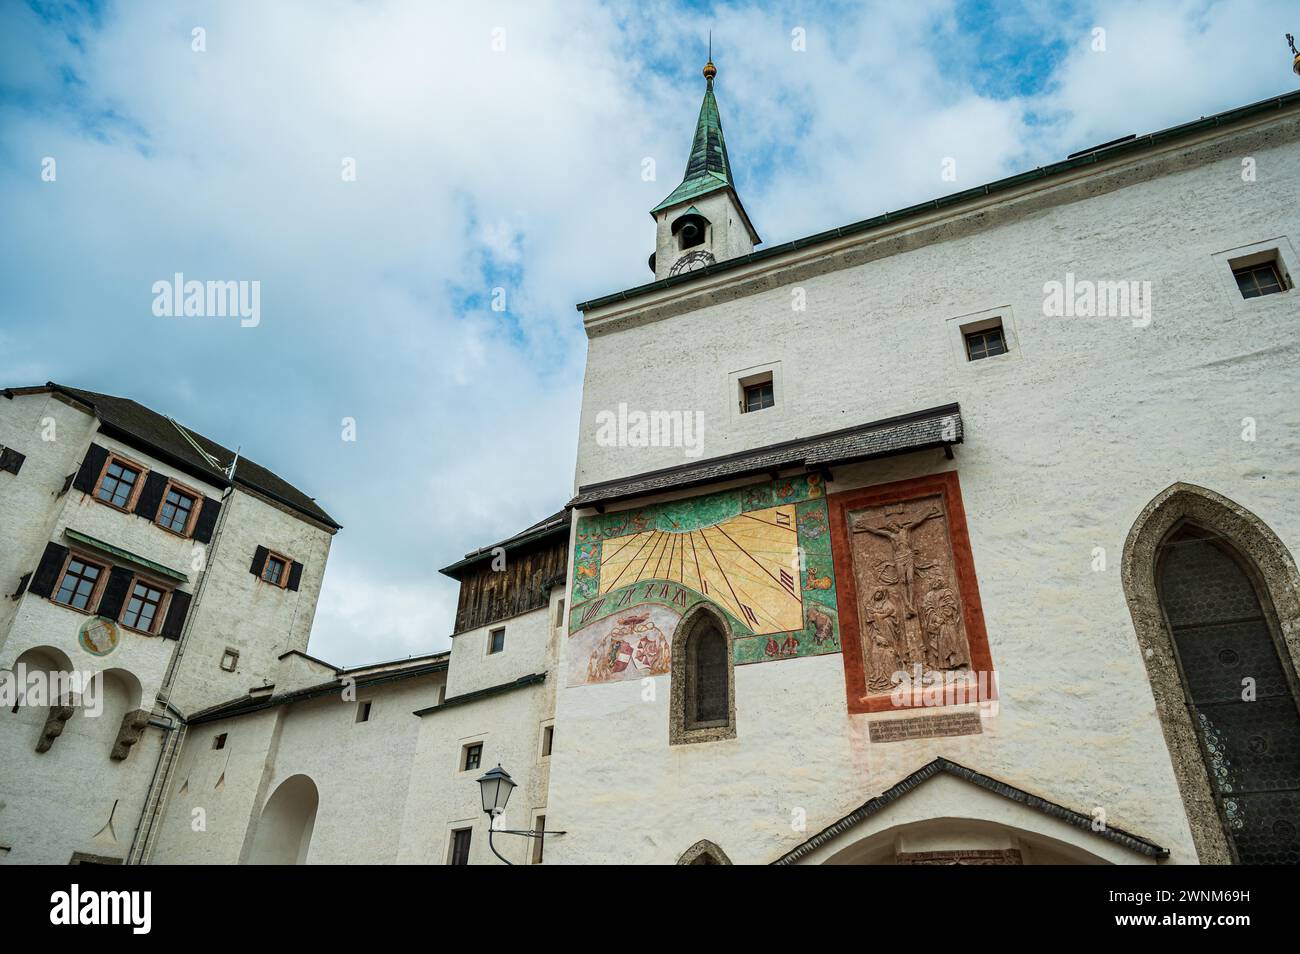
827;471;995;714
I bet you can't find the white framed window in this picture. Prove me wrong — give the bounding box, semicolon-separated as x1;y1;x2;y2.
728;361;784;423
539;722;554;759
461;741;483;772
1212;237;1298;310
946;306;1022;370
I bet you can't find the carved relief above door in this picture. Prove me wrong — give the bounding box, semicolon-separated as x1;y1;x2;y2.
828;472;995;714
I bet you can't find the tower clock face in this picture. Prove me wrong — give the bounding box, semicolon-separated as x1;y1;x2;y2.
669;250;715;276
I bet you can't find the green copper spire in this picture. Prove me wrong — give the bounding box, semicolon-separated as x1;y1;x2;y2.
651;56;736;213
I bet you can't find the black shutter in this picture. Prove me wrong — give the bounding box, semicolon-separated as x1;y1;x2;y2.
287;561;303;591
97;567;136;621
133;471;168;519
192;497;222;544
250;546;269;577
0;446;24;475
72;443;110;494
58;473;75;497
28;542;69;599
160;590;192;639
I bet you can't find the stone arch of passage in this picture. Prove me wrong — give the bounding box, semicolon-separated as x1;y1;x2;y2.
1121;482;1300;864
245;774;320;865
815;817;1114;865
677;839;733;865
669;600;736;745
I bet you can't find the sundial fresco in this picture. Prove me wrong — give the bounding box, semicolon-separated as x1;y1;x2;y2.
568;474;842;685
596;502;802;635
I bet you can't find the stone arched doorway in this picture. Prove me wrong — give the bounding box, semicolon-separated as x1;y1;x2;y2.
245;774;319;865
677;839;732;865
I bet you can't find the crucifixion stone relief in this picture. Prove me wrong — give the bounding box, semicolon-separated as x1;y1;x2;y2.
850;496;971;693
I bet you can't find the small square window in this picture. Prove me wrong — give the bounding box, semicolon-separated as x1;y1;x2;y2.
541;724;554;758
356;701;372;723
95;457;141;508
1233;261;1287;299
488;628;505;654
158;485;197;534
54;557;104;611
220;648;239;672
964;324;1008;361
262;554;287;586
532;815;547;864
449;827;472;865
462;742;483;771
212;733;227;750
742;380;775;413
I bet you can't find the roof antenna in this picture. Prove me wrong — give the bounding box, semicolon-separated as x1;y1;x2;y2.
166;416;222;472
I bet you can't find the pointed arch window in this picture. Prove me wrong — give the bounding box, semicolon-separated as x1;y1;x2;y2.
1155;523;1300;864
671;605;736;745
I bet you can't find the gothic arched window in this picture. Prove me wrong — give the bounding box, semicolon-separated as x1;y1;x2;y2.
670;605;736;745
1155;523;1300;864
690;623;728;725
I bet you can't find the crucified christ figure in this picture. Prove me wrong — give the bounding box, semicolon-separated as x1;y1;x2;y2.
851;504;943;617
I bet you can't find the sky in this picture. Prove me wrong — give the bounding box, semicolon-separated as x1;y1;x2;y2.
2;0;1296;666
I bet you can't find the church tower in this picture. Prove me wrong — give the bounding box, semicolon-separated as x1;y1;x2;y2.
649;56;760;279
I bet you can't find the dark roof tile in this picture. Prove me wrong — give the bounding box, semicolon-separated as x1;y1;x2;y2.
20;383;339;528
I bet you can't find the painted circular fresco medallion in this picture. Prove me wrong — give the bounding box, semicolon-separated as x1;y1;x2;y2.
78;616;120;656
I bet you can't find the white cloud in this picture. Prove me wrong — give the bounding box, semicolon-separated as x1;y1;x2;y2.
3;0;1293;664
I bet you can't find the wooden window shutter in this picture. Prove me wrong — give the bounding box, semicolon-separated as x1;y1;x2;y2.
192;497;222;544
0;446;25;475
133;472;168;519
287;561;304;592
160;590;192;639
72;444;110;494
28;542;70;599
249;546;270;577
97;567;137;621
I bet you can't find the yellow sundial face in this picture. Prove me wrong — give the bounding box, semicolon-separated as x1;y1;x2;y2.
598;503;803;635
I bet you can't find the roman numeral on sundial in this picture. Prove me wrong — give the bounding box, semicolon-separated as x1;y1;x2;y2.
580;598;605;624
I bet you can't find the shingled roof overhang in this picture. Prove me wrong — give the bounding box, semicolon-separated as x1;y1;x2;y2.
577;90;1300;313
568;403;961;511
438;510;569;579
413;672;546;716
770;757;1170;864
188;655;449;725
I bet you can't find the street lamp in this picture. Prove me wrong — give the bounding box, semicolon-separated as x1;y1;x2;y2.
474;763;566;864
477;764;515;817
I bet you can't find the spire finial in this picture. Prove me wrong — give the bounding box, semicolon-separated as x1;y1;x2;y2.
703;32;716;82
